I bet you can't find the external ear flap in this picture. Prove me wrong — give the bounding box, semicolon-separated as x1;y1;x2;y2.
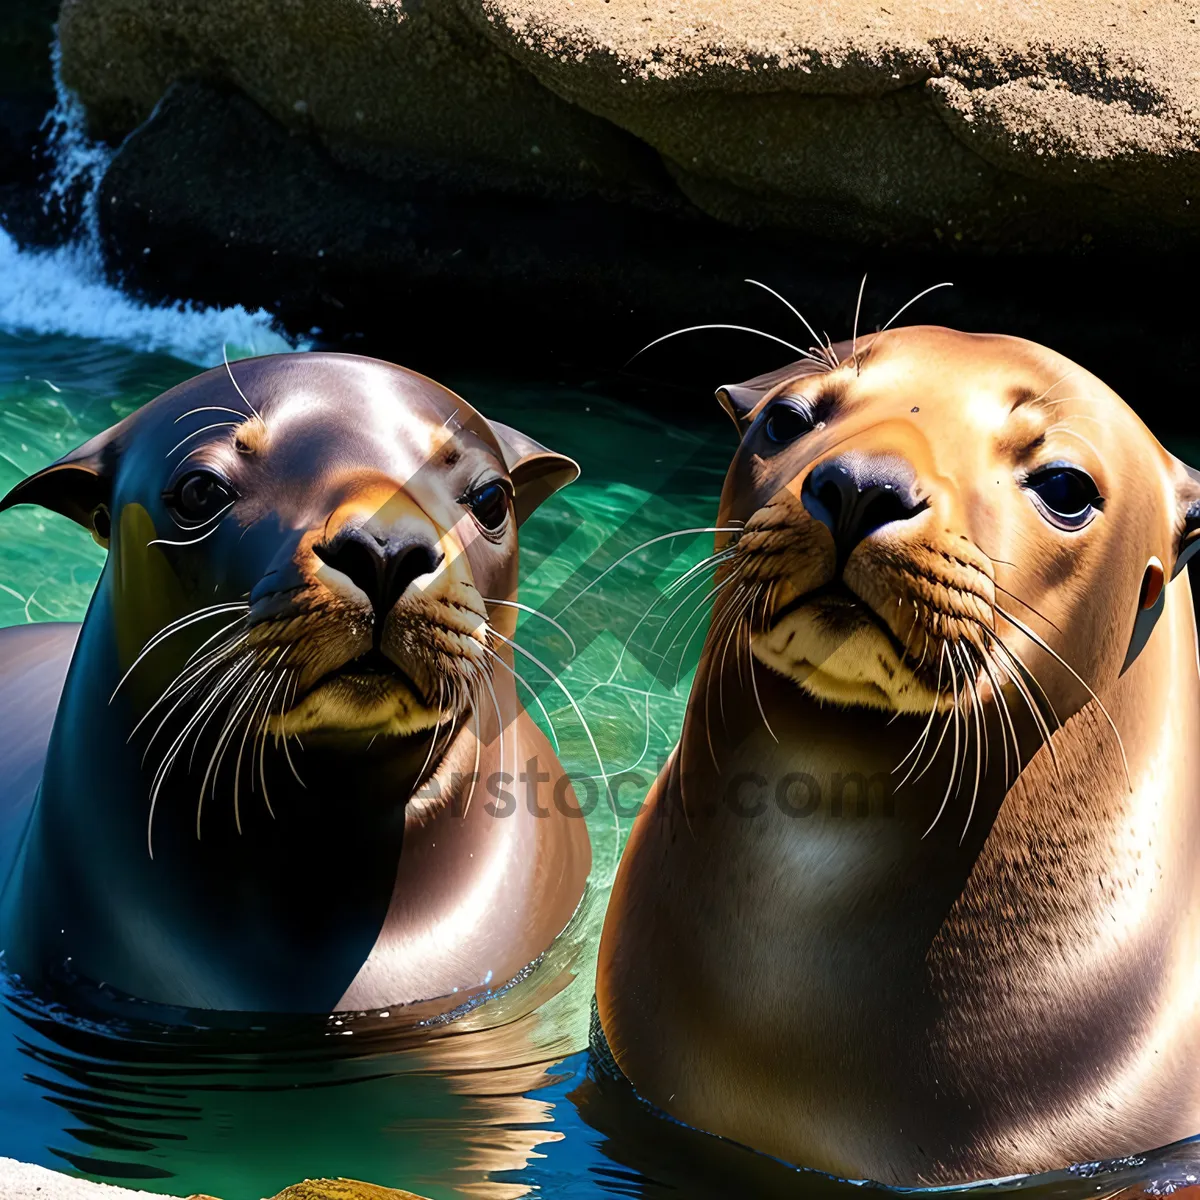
487;420;580;525
1122;458;1200;674
715;384;763;431
0;424;121;546
1173;460;1200;580
715;347;856;436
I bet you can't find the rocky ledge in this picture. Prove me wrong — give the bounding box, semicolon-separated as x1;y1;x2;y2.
58;0;1200;251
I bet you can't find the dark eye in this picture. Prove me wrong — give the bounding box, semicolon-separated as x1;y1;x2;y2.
1025;465;1102;530
165;470;238;525
467;481;510;531
763;400;817;445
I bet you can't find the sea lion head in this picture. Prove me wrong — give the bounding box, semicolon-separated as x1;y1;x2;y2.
714;325;1200;724
0;353;577;747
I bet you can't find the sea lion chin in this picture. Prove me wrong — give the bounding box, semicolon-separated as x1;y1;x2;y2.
597;324;1200;1187
0;352;592;1015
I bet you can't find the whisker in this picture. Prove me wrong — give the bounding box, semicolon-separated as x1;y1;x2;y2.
144;651;254;856
893;643;947;787
879;282;954;332
165;421;239;458
489;628;619;872
556;527;742;619
133;635;249;749
627;324;812;368
978;627;1060;769
922;645;962;838
174;405;251;424
742;279;835;367
233;672;276;835
277;673;306;789
851;272;867;374
482;597;577;659
484;645;561;754
958;643;985;844
110;603;249;701
581;549;735;702
223;344;260;418
995;605;1130;790
463;705;483;818
147;512;234;549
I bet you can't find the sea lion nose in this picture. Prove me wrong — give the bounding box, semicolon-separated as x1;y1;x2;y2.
315;526;444;623
801;453;926;562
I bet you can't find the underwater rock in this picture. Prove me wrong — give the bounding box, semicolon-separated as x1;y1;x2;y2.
0;1159;432;1200
267;1181;431;1200
60;0;1200;250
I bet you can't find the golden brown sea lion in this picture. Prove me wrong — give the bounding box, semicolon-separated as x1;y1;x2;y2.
596;326;1200;1186
0;352;590;1014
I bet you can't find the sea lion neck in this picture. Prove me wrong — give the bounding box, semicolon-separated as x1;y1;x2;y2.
4;596;462;1011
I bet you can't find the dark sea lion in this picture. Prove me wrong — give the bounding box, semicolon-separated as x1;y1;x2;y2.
0;352;591;1014
596;326;1200;1186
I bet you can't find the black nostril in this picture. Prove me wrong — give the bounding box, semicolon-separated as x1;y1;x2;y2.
381;541;440;617
801;455;925;563
815;478;847;529
858;487;918;540
314;533;384;604
314;528;443;629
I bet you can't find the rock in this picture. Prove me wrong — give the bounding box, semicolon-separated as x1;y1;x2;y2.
0;1157;192;1200
0;0;60;246
461;0;1200;247
267;1180;429;1200
56;0;1200;250
57;0;668;205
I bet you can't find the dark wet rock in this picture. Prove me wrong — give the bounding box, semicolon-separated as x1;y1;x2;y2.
0;0;59;246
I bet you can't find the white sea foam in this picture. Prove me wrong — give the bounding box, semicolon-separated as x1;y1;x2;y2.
0;40;298;367
0;231;296;365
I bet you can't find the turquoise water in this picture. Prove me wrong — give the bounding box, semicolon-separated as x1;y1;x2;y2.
0;325;743;1198
4;337;1199;1200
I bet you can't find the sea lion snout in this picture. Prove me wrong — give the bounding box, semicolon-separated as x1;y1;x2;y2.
315;525;445;628
800;451;927;565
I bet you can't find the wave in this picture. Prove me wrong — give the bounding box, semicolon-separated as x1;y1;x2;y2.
0;39;298;367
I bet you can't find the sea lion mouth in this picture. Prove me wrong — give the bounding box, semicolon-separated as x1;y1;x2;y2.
751;573;974;714
307;648;432;707
769;580;910;662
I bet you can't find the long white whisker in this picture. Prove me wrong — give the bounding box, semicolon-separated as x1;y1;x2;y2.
223;344;260;418
148;512;234;548
851;272;867;374
880;282;954;332
629;324;811;366
484;645;561;754
996;605;1130;790
110;604;248;701
174;405;250;425
482;597;577;659
556;528;741;618
489;629;618;872
922;646;962;838
165;421;239;458
742;279;833;364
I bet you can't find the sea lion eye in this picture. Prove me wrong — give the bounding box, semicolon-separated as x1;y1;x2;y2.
1025;465;1102;530
165;470;238;525
763;400;818;445
466;481;510;531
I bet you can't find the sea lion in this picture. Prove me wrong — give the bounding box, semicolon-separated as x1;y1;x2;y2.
0;352;591;1014
596;325;1200;1186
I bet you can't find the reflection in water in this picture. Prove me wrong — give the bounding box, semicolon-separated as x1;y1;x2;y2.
1;893;596;1200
